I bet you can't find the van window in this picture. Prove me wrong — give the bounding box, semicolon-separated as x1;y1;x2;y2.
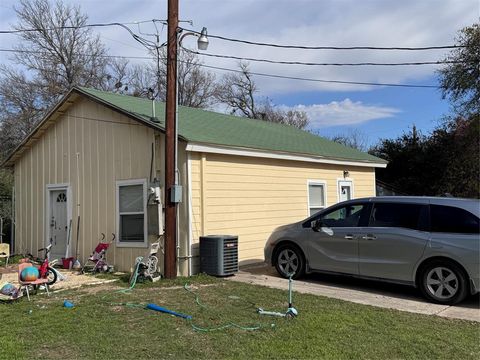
321;204;366;227
369;203;426;230
430;205;479;234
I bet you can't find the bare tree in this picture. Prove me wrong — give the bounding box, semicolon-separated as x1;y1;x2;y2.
127;48;217;109
11;0;111;104
101;58;132;93
126;64;154;98
215;62;309;129
0;0;118;159
0;66;45;156
328;129;370;152
215;62;258;118
256;99;309;129
177;50;217;108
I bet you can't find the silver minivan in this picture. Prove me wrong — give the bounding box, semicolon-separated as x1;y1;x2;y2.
264;197;480;304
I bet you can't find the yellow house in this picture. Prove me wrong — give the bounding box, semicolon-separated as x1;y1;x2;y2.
3;87;387;275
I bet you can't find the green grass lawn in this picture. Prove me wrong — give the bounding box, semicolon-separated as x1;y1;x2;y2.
0;274;479;359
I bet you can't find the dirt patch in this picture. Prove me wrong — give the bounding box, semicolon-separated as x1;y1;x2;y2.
1;266;121;292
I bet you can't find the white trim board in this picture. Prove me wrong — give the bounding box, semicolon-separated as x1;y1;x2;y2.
336;178;354;203
186;143;387;168
186;152;193;276
307;180;327;217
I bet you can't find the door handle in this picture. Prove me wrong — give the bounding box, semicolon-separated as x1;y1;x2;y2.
344;234;355;240
362;234;376;241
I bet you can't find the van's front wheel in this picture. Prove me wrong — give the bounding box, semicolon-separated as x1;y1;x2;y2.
274;244;305;279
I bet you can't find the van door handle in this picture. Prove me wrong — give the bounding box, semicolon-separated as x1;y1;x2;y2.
362;234;376;241
344;234;355;240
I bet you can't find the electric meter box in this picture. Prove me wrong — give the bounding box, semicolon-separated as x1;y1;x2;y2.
170;185;182;203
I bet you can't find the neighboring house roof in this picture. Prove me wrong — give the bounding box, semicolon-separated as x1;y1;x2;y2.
3;86;387;167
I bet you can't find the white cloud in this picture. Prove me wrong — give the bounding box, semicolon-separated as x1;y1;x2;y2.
284;99;400;128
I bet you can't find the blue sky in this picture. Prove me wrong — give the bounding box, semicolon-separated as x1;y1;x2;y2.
0;0;478;147
275;78;450;144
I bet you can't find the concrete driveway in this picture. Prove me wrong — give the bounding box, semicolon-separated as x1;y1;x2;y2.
227;263;480;322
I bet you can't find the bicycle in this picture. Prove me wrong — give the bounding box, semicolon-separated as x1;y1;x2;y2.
25;242;58;286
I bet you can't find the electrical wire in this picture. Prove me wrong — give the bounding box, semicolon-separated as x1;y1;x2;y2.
183;47;461;66
1;22;463;52
0;48;440;89
0;20;166;34
0;48;164;60
178;27;465;51
0;20;160;51
199;63;439;88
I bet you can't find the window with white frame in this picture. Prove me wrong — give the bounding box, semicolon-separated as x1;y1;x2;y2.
116;179;147;246
308;181;326;216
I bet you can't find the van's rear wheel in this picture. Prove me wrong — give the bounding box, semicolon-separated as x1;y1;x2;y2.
274;244;305;279
419;260;468;305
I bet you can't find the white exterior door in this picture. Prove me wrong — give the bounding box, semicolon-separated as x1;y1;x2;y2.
338;180;353;202
49;189;68;260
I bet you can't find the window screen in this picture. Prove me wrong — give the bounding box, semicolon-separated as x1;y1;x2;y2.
118;182;145;243
309;183;325;216
120;214;144;242
369;203;425;230
119;185;143;212
430;205;479;234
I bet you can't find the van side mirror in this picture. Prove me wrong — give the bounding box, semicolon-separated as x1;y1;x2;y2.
311;219;323;232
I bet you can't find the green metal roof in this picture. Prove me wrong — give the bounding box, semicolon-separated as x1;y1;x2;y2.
77;87;386;165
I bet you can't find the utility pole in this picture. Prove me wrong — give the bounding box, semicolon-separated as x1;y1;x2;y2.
164;0;178;278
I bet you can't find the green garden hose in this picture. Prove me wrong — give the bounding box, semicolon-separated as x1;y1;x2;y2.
118;258;143;294
183;283;263;332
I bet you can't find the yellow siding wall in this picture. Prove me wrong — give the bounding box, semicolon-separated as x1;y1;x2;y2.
14;97;161;271
190;152;375;268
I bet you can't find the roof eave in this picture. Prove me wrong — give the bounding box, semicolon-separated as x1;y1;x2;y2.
186;142;388;168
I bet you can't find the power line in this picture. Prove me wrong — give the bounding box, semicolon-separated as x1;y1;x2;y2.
183;48;460;66
0;48;440;89
200;63;439;88
0;22;460;66
179;27;465;51
0;20;164;51
0;23;463;52
0;48;153;60
0;19;167;34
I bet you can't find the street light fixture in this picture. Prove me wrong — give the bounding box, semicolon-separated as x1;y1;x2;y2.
178;27;209;51
197;27;209;50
